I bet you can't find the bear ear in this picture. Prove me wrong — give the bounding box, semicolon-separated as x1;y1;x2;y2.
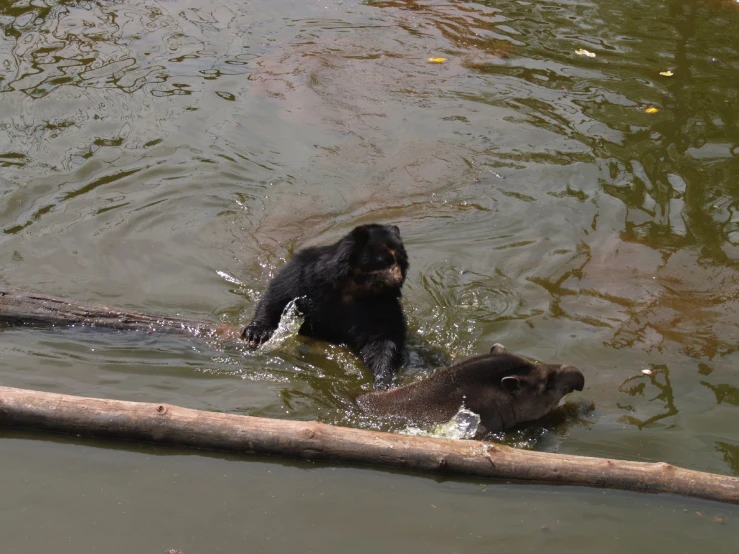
490;343;506;354
390;225;400;236
501;376;520;394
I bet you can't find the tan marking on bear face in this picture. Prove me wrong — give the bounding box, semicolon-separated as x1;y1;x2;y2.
388;264;403;285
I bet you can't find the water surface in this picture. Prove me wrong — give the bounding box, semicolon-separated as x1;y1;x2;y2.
1;0;738;550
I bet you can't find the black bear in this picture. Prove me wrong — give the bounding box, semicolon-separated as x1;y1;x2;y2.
242;224;409;389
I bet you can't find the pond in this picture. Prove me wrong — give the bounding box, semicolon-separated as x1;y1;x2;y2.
1;0;738;551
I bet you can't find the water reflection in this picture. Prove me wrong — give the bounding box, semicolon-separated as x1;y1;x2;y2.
0;0;250;98
0;0;256;184
701;382;739;407
617;365;678;429
716;442;739;475
366;0;738;355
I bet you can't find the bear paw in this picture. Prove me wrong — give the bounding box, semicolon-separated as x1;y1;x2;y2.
241;324;275;347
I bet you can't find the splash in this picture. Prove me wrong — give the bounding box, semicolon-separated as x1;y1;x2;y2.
216;270;246;286
401;405;481;440
259;298;305;352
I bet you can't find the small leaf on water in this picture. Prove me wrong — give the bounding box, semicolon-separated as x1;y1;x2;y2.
428;57;446;63
645;107;659;113
575;49;596;58
660;70;674;76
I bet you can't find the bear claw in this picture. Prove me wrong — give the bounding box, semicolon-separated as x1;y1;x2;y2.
241;325;274;347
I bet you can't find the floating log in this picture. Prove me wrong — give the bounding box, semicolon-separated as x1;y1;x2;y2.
0;385;738;505
0;287;242;341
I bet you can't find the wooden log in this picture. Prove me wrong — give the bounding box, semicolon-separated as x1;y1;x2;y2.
1;385;737;505
0;287;242;341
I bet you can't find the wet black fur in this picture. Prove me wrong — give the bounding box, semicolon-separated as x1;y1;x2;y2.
242;224;409;389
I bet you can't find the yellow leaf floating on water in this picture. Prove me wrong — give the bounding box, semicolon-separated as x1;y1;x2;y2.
645;107;659;113
428;57;446;63
575;49;596;57
660;70;674;76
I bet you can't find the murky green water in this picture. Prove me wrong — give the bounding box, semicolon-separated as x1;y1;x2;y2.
1;0;738;551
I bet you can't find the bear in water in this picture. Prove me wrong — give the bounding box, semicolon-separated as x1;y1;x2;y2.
242;224;408;389
355;344;584;439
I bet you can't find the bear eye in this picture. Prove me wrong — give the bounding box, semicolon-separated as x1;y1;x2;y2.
356;250;393;272
378;253;393;266
364;249;392;268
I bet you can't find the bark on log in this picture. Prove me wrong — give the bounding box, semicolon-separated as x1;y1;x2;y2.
0;287;242;341
1;385;737;505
